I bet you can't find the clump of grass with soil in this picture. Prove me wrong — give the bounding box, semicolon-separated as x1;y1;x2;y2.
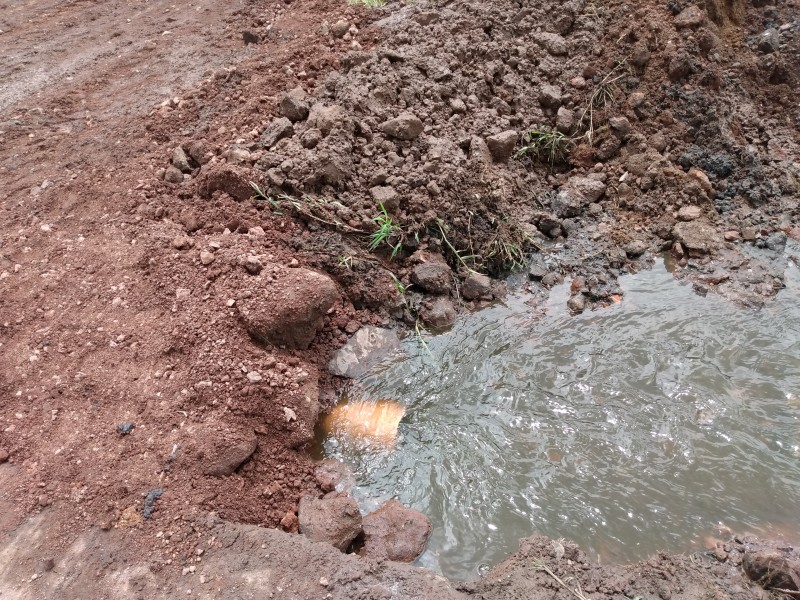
514;129;574;167
369;203;403;259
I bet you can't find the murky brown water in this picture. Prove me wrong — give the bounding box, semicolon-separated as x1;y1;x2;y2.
318;257;800;581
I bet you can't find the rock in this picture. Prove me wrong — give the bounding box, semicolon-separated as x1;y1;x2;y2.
556;107;575;134
624;239;647;257
0;448;9;463
420;296;456;329
280;88;310;122
280;511;299;533
238;267;339;349
260;117;294;149
469;136;493;164
673;220;719;256
298;495;362;552
204;431;258;477
185;140;210;165
743;546;800;592
307;104;345;137
172;236;193;250
199;251;216;265
668;52;692;82
461;272;492;300
331;19;350;38
742;227;758;241
539;84;562;109
677;205;702;221
370;186;400;212
242;30;261;44
380;113;424;141
164;166;184;184
413;12;440;26
567;176;606;202
724;230;741;242
301;128;322;149
609;116;632;136
361;500;432;562
528;263;549;281
411;261;452;294
244;255;263;274
534;32;568;55
766;231;787;253
674;5;706;28
226;145;251;165
567;294;586;313
196;164;253;201
688;167;713;194
758;28;780;53
449;98;466;114
172;147;193;173
329;326;402;379
542;272;563;287
551;190;583;218
314;459;355;493
485;130;518;163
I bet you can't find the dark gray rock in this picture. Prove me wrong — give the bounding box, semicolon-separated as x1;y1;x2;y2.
420;296;456;329
411;261;452;294
539;84;563;109
361;500;432;562
461;271;492;300
758;28;780;53
328;326;402;379
298;495;362;552
280;88;310;122
260;117;294;149
172;146;192;173
624;239;648;257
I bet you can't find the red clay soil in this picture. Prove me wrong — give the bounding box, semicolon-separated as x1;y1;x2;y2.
1;0;799;596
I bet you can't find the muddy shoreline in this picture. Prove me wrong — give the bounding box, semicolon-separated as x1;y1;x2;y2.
1;0;799;596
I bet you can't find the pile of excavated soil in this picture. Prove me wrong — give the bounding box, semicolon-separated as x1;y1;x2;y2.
1;0;799;596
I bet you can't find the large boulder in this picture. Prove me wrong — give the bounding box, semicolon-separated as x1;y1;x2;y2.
298;495;362;552
328;326;402;379
238;268;339;349
361;500;432;562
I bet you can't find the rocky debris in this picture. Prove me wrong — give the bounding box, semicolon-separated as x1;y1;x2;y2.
280;87;310;122
204;430;258;477
328;325;401;379
370;186;400;211
411;259;453;294
314;460;355;493
469;136;493;163
260;117;295;149
486;130;518;163
164;166;184;184
556;107;575;134
279;511;299;533
244;255;263;274
298;495;362;552
539;84;563;109
196;164;252;201
361;500;432;562
307;103;345;136
142;488;164;519
758;28;780;53
116;422;134;435
185;140;210;165
674;5;706;29
419;296;456;329
624;239;647;257
380;113;424;140
331;19;349;38
226;145;251;165
567;293;586;312
743;544;800;592
172;236;193;250
673;220;720;256
677;205;702;221
534;32;568;55
199;250;216;265
609;116;632;136
0;449;9;463
461;271;492;300
172;147;193;173
551;189;583;218
238;267;339;349
724;230;741;242
242;30;260;45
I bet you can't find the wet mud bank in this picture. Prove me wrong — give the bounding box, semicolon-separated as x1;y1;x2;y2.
0;0;798;595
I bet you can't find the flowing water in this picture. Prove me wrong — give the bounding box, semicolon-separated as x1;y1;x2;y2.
317;256;800;582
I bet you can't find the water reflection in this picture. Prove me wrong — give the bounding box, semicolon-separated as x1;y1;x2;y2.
320;258;800;581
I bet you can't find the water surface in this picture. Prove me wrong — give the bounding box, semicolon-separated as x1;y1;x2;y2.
320;258;800;581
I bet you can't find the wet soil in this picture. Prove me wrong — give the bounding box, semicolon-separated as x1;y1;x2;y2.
1;0;799;596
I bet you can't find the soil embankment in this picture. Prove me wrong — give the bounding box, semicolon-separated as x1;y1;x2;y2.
0;0;798;596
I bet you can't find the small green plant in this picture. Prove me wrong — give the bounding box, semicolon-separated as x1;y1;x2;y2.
514;129;573;167
435;219;479;272
369;204;403;259
348;0;386;7
387;271;408;295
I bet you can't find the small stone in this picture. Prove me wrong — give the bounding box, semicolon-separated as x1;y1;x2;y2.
301;128;322;149
204;431;258;477
556;107;575;134
117;422;135;435
570;76;586;89
724;230;741;242
361;500;432;562
449;98;466;114
461;272;492;300
298;495;362;552
260;117;294;149
674;5;706;29
677;205;702;222
280;511;299;533
741;227;758;241
280;88;310;122
624;239;648;257
539;84;563;109
380;113;424;141
242;30;261;45
528;263;548;281
535;32;568;55
370;186;400;212
248;226;265;237
176;288;191;300
758;28;780;53
245;256;263;275
609;116;632;136
164;166;184;184
485;130;519;163
246;371;263;383
0;449;9;463
542;272;563;287
226;146;251;165
420;296;456;329
320;577;329;587
328;326;402;379
567;294;586;313
200;251;216;266
331;20;350;38
172;236;193;250
411;261;452;294
172;147;193;173
673;220;720;255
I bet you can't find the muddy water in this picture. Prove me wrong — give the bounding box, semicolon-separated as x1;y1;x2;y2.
319;257;800;581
